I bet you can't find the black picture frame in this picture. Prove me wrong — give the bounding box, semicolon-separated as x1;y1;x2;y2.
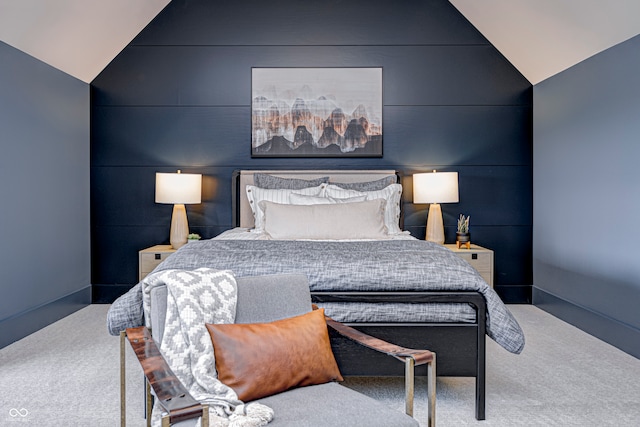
251;67;383;158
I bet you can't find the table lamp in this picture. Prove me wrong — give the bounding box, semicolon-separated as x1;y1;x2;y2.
155;170;202;249
413;170;459;244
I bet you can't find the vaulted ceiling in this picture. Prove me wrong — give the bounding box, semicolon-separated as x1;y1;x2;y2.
1;0;639;85
449;0;640;84
0;0;170;83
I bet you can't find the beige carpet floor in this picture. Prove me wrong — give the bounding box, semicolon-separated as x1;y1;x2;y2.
0;304;638;426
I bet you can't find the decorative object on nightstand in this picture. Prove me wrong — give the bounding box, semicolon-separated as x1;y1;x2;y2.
155;170;202;249
187;233;201;243
413;170;459;244
445;243;494;287
456;214;471;249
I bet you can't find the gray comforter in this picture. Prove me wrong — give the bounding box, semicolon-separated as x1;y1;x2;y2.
108;239;525;354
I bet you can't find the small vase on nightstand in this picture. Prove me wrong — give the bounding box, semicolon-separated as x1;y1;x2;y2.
456;232;470;243
456;232;471;249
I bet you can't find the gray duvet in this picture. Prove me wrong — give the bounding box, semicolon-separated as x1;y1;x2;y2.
107;239;525;354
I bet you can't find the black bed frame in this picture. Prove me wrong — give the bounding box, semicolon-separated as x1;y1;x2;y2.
232;171;488;420
312;291;487;420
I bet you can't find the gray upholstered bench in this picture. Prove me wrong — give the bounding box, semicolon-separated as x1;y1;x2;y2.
122;274;434;426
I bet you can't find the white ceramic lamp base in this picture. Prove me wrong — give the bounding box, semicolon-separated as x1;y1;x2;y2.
425;203;445;244
170;204;189;249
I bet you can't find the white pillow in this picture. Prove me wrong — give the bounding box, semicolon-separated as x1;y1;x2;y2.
324;184;402;234
289;193;367;205
261;199;389;240
246;184;326;231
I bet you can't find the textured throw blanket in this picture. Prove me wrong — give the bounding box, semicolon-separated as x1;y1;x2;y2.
142;268;273;427
108;239;525;354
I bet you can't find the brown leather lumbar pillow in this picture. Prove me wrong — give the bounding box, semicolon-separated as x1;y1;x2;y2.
206;308;343;402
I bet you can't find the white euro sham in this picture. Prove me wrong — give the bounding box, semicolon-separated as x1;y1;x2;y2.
324;184;402;234
246;184;326;231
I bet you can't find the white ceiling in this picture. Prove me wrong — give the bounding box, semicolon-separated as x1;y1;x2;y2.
450;0;640;84
0;0;170;83
0;1;639;85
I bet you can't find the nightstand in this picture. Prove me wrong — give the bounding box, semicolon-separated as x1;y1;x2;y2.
445;244;494;287
139;245;176;281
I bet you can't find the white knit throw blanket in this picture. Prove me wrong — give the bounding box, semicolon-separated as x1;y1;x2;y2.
142;268;274;427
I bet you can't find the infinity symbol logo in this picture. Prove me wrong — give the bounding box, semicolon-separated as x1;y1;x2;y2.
9;408;29;417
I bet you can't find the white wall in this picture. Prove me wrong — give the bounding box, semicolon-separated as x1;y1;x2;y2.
533;34;640;357
0;41;90;348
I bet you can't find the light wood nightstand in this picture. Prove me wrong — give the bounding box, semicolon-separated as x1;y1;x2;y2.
139;245;176;281
445;244;494;287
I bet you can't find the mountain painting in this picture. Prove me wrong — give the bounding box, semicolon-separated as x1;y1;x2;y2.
251;68;383;157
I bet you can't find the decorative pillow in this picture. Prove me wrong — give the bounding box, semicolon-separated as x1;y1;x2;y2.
206;308;343;402
261;199;388;240
253;174;330;190
329;176;396;191
289;193;366;205
246;184;326;231
325;184;403;234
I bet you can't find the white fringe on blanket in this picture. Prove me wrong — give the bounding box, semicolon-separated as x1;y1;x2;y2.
142;268;274;427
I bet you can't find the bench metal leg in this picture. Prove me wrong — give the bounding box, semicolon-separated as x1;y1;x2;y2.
404;353;436;427
120;331;126;427
405;357;415;416
427;353;436;427
161;405;209;427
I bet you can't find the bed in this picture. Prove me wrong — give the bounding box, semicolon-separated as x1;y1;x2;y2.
226;170;522;420
107;169;524;421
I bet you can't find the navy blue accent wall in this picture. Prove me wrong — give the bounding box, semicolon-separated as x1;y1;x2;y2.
91;0;532;302
0;41;90;348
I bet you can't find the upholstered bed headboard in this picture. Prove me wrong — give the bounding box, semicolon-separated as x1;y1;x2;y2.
232;170;399;228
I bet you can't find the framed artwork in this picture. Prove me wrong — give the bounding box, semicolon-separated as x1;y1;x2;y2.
251;67;383;158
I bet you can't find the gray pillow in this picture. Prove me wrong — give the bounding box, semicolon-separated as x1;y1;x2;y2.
254;173;330;190
330;176;397;191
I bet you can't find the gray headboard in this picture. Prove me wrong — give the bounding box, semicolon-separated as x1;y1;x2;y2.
232;170;399;228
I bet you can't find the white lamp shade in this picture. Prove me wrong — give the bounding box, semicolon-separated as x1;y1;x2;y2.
413;171;459;204
155;172;202;204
